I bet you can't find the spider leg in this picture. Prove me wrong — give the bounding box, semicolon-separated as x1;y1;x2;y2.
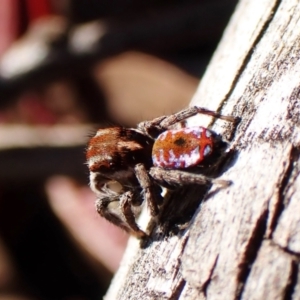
96;196;133;233
138;106;239;138
159;106;238;129
96;192;146;237
120;191;147;238
149;167;231;188
134;163;163;216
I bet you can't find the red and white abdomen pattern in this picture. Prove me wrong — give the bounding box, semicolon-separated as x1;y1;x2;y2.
152;127;213;169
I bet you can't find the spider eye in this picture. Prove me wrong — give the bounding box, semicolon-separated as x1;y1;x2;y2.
109;162;116;169
98;165;110;173
97;161;117;173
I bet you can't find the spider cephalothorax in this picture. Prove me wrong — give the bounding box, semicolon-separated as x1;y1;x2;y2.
86;106;239;237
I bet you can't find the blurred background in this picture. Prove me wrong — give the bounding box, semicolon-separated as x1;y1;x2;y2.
0;0;238;299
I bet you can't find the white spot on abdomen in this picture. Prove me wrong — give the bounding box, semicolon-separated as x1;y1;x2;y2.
204;145;212;156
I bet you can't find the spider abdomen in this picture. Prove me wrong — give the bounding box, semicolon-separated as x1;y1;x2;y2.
152;126;214;169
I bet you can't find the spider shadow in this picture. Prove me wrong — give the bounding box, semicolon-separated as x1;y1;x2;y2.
140;147;239;248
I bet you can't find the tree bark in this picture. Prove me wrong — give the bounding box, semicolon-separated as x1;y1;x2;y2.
105;0;300;299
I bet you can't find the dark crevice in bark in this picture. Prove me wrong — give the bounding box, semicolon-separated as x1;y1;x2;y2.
267;241;300;300
272;241;300;259
202;254;219;297
172;235;189;281
269;146;300;236
236;209;268;300
170;279;186;300
217;0;282;114
284;260;298;300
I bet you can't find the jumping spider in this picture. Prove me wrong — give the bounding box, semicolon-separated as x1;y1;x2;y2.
86;106;238;237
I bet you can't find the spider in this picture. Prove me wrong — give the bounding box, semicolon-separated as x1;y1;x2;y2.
86;106;238;237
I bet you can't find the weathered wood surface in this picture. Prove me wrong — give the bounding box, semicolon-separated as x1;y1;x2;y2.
105;0;300;299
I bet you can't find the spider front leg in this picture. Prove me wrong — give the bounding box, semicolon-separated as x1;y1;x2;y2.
149;167;231;188
95;195;133;234
120;191;147;237
96;190;147;237
134;163;163;216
